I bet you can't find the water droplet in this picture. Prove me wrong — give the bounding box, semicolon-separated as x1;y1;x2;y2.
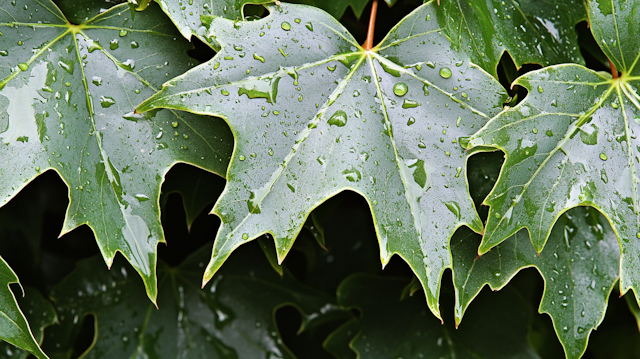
537;85;544;93
18;63;28;71
171;121;179;128
455;167;462;178
599;153;607;161
407;117;416;126
422;83;429;96
281;22;291;31
402;99;419;108
393;83;408;96
456;116;461;127
611;102;619;109
445;201;461;220
239;155;246;161
268;148;274;156
242;233;249;240
342;167;361;182
131;41;139;49
328;110;347;127
0;50;8;56
92;76;102;86
253;53;265;63
305;22;313;31
135;194;149;202
100;96;116;108
119;29;127;37
110;39;119;50
439;67;452;78
221;89;230;96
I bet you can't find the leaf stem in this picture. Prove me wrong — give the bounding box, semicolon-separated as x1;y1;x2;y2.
363;0;378;50
610;59;619;79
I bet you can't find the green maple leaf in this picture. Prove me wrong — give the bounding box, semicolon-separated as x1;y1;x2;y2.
137;1;508;318
0;0;232;302
0;286;57;359
434;0;587;76
452;207;619;359
0;256;52;359
465;0;640;308
326;274;541;358
43;243;338;359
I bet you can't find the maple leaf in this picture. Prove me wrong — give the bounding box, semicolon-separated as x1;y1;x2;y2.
0;0;232;301
138;2;508;318
465;0;640;308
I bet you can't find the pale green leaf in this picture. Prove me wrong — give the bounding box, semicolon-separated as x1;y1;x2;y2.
0;0;233;302
137;2;507;319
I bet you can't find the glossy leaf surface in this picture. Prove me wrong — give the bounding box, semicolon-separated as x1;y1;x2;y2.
0;257;50;359
452;207;619;359
0;286;57;359
435;0;587;76
0;1;233;301
466;60;640;301
330;274;541;358
43;243;335;359
137;2;508;318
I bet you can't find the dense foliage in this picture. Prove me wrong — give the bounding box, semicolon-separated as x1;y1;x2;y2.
1;0;639;358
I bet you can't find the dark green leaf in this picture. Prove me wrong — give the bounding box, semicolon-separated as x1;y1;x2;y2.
0;257;50;359
43;242;336;358
331;274;541;358
138;2;507;319
435;0;587;76
0;286;57;359
452;207;619;359
0;1;233;301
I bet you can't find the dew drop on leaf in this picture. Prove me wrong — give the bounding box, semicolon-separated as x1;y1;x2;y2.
328;110;347;127
439;67;452;78
281;22;291;31
393;83;408;96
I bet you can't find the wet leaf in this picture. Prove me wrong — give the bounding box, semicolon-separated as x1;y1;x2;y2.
0;257;51;359
137;2;508;319
0;286;57;359
43;242;337;359
327;274;541;358
466;0;640;306
434;0;587;76
0;1;233;302
452;207;619;359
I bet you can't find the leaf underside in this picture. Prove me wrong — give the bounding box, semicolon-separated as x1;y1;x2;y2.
138;2;508;318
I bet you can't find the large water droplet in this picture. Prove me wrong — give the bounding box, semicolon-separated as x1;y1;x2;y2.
393;83;408;96
439;67;452;78
328;110;347;127
281;21;291;31
100;96;116;108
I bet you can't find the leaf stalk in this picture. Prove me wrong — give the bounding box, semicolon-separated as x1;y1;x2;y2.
363;0;378;50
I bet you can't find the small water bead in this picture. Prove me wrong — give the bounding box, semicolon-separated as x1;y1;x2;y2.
242;233;249;240
18;63;28;71
407;117;416;126
253;53;265;63
305;22;313;31
538;86;544;93
221;89;230;96
131;41;139;49
171;121;179;128
439;67;452;78
393;83;408;96
119;29;127;37
268;148;274;156
611;102;619;109
110;39;119;50
599;153;607;161
281;22;291;31
328;110;347;127
239;155;246;161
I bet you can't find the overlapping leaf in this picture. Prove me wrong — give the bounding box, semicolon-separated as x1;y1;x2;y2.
0;1;233;301
434;0;587;76
326;274;541;358
137;2;508;318
452;207;619;359
465;0;640;307
43;242;336;359
0;286;57;359
0;257;51;359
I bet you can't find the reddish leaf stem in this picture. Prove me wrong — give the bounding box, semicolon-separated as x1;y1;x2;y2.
363;0;378;50
610;59;619;79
